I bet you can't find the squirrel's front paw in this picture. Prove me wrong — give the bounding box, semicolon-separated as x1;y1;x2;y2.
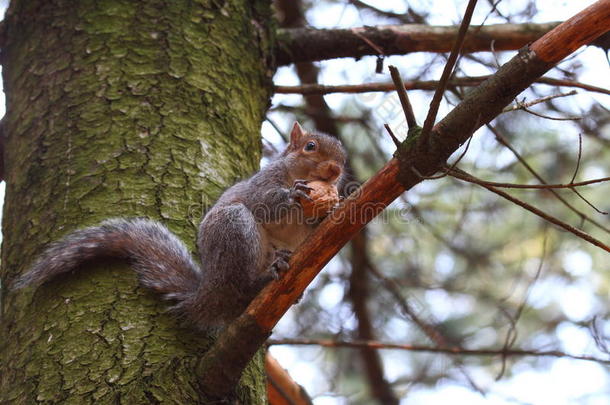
289;179;314;203
269;249;292;279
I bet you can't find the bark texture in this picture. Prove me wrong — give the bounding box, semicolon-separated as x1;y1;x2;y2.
0;0;273;403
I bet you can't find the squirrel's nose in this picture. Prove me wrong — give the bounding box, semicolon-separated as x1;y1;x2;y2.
316;161;342;182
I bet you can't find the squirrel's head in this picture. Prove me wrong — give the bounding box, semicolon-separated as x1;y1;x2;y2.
283;122;346;184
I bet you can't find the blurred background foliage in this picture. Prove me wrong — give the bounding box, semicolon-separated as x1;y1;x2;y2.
264;1;610;404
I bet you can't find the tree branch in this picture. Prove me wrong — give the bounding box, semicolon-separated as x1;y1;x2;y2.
199;1;610;397
276;22;560;65
389;66;417;129
268;338;610;365
502;90;578;112
274;76;610;96
448;171;610;189
421;0;479;139
266;353;313;405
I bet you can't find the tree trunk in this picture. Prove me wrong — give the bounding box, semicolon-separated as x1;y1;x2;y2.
0;0;274;403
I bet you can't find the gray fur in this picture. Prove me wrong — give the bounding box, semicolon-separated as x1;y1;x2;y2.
14;219;202;302
15;128;346;329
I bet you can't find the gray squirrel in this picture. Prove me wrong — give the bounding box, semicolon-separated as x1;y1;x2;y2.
14;122;346;329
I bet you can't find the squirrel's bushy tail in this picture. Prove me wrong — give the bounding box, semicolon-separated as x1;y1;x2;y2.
14;218;202;304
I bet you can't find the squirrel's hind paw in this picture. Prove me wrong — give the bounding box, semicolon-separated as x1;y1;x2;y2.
269;249;292;279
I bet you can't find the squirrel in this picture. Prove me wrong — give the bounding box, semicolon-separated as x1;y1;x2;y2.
14;122;346;330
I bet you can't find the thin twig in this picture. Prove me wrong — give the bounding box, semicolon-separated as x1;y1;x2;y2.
570;133;583;184
267;338;610;365
566;134;607;214
488;124;610;234
450;167;610;253
536;76;610;95
383;124;401;148
420;0;479;139
348;0;415;23
447;170;610;189
388;65;417;129
569;185;608;215
366;262;453;349
502;90;577;112
273;77;610;96
521;106;581;121
265;117;289;143
497;231;547;380
590;316;609;355
351;28;385;55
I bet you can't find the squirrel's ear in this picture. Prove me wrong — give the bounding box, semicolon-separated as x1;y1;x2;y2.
289;121;306;146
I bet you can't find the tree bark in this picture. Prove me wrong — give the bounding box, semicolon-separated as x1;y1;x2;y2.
0;0;273;403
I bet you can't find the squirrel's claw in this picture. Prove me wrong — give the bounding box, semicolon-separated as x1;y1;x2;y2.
269;249;292;279
293;179;312;189
291;189;313;202
290;180;314;202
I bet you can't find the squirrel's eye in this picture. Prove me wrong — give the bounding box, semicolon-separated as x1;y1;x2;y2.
304;141;316;151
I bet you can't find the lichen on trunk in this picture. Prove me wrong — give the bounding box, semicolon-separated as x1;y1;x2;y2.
0;0;274;403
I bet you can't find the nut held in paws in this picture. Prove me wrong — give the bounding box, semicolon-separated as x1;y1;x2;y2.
297;180;340;219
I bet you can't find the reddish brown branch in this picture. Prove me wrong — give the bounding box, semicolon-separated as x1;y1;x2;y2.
530;4;609;63
267;339;610;365
199;2;610;397
266;353;313;405
276;22;560;65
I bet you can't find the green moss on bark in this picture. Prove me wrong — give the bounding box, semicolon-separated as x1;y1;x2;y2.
0;0;274;403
